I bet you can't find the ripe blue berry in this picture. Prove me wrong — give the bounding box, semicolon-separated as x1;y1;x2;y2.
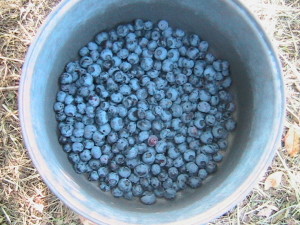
140;57;153;71
183;150;196;162
142;151;156;164
187;177;202;188
112;187;123;197
138;131;150;142
140;192;156;205
154;47;167;61
225;118;236;131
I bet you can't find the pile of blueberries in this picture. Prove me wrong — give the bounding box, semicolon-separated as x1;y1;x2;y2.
53;19;236;205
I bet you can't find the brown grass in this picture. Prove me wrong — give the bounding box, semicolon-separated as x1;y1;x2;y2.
0;0;299;224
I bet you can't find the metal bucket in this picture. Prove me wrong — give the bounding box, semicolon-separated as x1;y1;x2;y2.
19;0;285;224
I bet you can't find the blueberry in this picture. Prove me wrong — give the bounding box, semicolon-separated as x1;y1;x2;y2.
99;182;110;192
170;104;183;118
118;167;131;178
151;60;161;70
126;158;140;169
225;118;236;131
138;131;150;142
79;74;93;87
98;167;109;178
199;131;213;144
107;105;118;117
95;32;109;45
174;134;186;144
79;150;91;162
164;188;176;199
168;167;179;179
68;153;80;164
119;85;131;96
56;91;67;102
99;49;112;61
60;124;74;137
91;130;103;143
168;147;180;159
186;47;199;59
99;154;109;165
72;142;84;153
174;73;187;85
226;102;235;113
131;184;143;197
140;177;151;189
162;59;174;72
150;164;160;176
154;47;167;61
203;66;216;81
74;162;87;174
144;20;153;30
197;102;211;113
109;92;123;104
162;177;173;189
186;162;198;174
140;57;153;71
182;58;195;68
127;121;137;133
60;72;74;85
222;60;230;70
134;164;149;178
218;139;228;150
107;172;119;187
206;161;217;174
166;72;175;83
112;70;124;83
142;48;153;58
58;135;68;144
140;192;156;205
154;154;166;167
147;40;158;51
117;24;129;37
90;146;101;159
63;143;72;153
80;56;93;68
199;41;209;52
157;20;168;30
125;146;138;159
187;177;202;188
127;53;139;65
197;169;207;180
128;173;140;184
213;152;223;162
126;40;138;51
112;187;123;198
117;178;132;192
136;88;148;100
173;156;185;168
88;170;100;181
142;151;156;164
123;191;133;200
79;47;89;57
133;19;143;30
183;150;196;162
86;42;97;51
155;140;167;153
110;117;124;131
150;177;160;188
54;102;64;113
211;125;225;139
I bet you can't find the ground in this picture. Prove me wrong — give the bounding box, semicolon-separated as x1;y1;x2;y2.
0;0;299;224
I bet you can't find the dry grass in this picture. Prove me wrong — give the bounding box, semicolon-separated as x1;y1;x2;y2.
0;0;299;224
